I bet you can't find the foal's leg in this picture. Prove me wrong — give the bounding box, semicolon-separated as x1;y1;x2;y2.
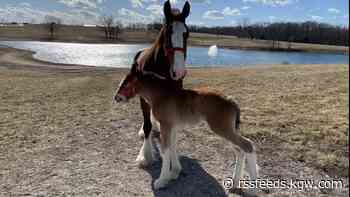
169;128;182;180
207;118;257;195
230;135;258;196
136;97;154;167
154;122;172;190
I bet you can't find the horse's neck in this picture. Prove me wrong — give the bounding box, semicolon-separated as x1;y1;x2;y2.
136;47;172;80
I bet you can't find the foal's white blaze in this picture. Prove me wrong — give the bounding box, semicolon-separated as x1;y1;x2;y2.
171;21;187;80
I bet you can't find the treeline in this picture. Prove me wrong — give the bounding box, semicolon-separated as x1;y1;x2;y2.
189;21;349;46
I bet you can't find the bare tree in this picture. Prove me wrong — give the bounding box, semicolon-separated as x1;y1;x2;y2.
100;15;122;40
101;15;114;40
44;15;62;39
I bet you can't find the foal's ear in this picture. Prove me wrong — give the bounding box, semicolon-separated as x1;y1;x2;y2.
164;0;172;22
182;1;191;19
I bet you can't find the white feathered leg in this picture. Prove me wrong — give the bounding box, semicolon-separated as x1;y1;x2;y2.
245;151;259;196
154;123;173;190
154;148;171;189
136;133;154;167
138;123;145;138
233;150;246;189
170;129;181;180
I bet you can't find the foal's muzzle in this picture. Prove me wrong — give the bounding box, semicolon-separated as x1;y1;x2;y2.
114;94;127;103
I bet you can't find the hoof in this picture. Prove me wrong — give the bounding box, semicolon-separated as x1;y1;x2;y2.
154;178;169;190
135;156;151;168
170;168;182;180
138;129;145;139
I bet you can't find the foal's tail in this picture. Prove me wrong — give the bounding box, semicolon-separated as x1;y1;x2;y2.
235;105;240;130
230;100;240;130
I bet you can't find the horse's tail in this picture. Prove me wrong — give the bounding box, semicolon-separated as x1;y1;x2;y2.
227;96;241;130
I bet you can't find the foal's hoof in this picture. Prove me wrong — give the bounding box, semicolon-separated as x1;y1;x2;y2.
135;156;150;168
153;178;169;190
138;129;145;139
170;168;182;180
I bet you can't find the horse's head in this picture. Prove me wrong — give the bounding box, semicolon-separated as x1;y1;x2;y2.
162;0;190;80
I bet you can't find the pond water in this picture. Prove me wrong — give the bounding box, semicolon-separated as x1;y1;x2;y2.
0;41;348;67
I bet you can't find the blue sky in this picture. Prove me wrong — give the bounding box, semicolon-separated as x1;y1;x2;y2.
0;0;348;26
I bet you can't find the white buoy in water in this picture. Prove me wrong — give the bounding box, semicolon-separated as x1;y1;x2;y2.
208;45;218;57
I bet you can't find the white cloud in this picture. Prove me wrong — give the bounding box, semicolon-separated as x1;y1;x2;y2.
118;8;156;24
309;15;323;21
222;7;241;16
129;0;157;8
0;4;100;25
188;20;205;26
268;15;276;22
176;0;211;4
230;20;238;26
19;2;31;7
241;6;251;10
57;0;105;9
243;0;295;7
328;8;340;14
203;10;224;20
146;4;163;16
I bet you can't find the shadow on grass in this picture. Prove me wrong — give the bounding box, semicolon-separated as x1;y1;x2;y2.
144;143;228;197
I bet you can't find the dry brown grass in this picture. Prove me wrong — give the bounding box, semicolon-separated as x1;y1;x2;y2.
0;64;348;196
187;64;349;177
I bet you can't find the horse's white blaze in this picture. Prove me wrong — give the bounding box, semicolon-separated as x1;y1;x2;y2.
171;21;187;80
172;51;185;80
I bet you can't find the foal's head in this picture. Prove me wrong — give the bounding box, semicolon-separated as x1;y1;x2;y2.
162;0;191;80
114;71;139;102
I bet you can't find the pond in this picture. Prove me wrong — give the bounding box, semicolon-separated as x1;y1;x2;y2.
0;41;348;67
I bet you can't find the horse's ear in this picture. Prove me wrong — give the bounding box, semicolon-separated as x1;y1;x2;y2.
182;1;191;19
164;0;172;22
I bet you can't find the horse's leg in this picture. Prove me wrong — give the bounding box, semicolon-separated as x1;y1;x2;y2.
138;97;152;138
169;128;182;180
154;122;172;190
136;97;154;167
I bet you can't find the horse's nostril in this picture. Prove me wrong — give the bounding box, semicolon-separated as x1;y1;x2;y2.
115;94;127;103
115;95;121;102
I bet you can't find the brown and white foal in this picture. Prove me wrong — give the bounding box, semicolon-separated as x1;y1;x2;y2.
115;71;259;194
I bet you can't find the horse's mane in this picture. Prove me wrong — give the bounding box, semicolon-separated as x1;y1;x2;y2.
142;26;166;64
